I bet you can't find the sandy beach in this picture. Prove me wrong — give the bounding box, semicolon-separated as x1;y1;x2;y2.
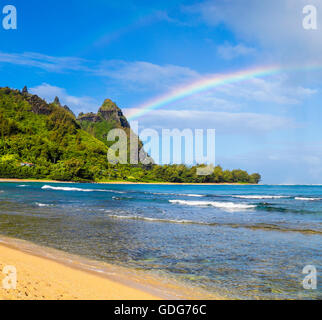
0;237;220;300
0;178;253;186
0;243;159;300
0;179;74;184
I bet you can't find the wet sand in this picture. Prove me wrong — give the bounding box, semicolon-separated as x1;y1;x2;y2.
0;237;221;300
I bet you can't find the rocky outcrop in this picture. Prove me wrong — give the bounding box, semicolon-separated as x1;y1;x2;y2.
22;86;28;95
77;99;130;128
62;105;76;118
77;112;101;122
52;96;76;118
76;98;150;163
26;94;53;115
98;99;130;128
53;96;60;105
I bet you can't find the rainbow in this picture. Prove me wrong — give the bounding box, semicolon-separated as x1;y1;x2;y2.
126;64;315;121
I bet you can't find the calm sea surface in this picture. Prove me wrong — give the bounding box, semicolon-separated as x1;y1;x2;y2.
0;182;321;299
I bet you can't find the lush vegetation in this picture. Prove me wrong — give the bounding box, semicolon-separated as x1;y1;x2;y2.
0;87;261;184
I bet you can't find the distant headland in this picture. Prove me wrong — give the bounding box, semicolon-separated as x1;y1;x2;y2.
0;86;261;184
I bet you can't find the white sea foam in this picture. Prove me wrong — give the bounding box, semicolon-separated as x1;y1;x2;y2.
42;185;95;192
112;196;131;200
177;194;205;197
41;185;126;193
18;185;28;187
232;195;288;199
36;203;52;207
295;197;322;201
150;192;205;197
169;200;255;210
108;214;200;225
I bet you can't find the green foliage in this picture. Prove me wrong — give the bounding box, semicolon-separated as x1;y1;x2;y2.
0;87;261;184
78;117;116;148
0;87;108;181
99;99;120;112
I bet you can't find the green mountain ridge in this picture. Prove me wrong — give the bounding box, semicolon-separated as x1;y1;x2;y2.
77;98;149;165
0;87;109;181
0;86;261;183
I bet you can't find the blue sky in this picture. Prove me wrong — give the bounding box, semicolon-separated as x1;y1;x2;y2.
1;0;322;184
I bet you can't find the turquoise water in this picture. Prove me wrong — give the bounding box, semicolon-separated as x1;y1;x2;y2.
0;182;321;299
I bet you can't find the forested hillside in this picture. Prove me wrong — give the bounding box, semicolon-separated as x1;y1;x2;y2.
0;87;109;181
0;87;261;183
77;98;148;162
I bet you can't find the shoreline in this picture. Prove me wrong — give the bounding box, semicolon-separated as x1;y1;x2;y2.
2;179;320;186
0;236;222;300
0;178;256;186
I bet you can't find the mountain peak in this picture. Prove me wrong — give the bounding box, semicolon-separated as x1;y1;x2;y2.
53;96;61;106
77;99;129;128
96;99;130;128
99;99;120;112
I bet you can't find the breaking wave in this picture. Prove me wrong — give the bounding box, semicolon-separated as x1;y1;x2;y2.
169;200;256;210
41;185;126;194
108;214;202;225
107;215;322;235
35;203;53;207
149;192;205;197
295;197;322;201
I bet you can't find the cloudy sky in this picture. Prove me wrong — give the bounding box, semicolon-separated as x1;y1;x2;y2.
1;0;322;183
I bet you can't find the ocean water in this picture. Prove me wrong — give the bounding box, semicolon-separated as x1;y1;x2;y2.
0;182;321;299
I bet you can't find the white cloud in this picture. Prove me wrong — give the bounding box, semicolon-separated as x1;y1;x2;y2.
0;52;90;73
96;60;200;91
217;43;256;60
170;92;242;111
185;0;322;64
96;60;316;108
215;75;317;105
1;50;317;118
124;108;295;134
0;52;197;90
30;83;99;114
